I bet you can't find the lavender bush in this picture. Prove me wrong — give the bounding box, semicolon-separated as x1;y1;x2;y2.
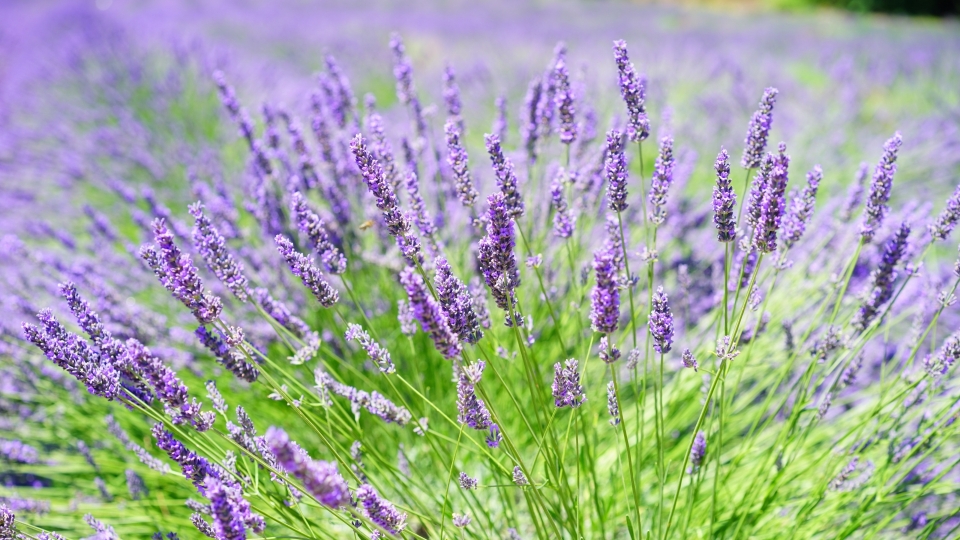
1;2;960;538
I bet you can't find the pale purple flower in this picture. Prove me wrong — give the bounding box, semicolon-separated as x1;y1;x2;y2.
478;193;521;321
551;170;576;239
552;359;585;408
860;132;903;243
753;143;790;253
741;88;778;169
553;57;576;145
291;192;346;274
681;348;698;371
263;426;350;508
852;222;910;332
486;134;524;218
356;484;407;535
275;235;339;308
435;257;483;344
648;136;675;225
195;327;259;383
512;466;528;487
591;243;620;334
612;40;649;142
445;120;478;208
781;165;822;249
453;513;471;528
458;472;478;490
345;323;394;373
522;77;543;163
400;267;461;360
605;129;629;212
928;183;960;241
607;381;620;425
689;431;706;472
649;286;674;354
189;203;249;302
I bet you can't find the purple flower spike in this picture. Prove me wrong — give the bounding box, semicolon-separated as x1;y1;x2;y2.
400;267;462;360
456;361;496;434
356;484;407;535
648;136;675;225
552;359;585;408
352;134;412;237
590;242;620;335
782;165;822;249
140;218;223;325
205;475;247;540
522;77;543;163
607;381;620;425
860;132;903;243
550;170;576;239
263;427;350;508
442;64;463;122
124;338;208;429
493;95;508;143
753;143;790;253
190;203;250;302
928;183;960;241
605;129;628;213
713;148;737;242
445;120;478;208
275;235;339;308
852;222;910;332
745;155;773;232
553;57;577;145
741;88;778;169
689;431;707;472
435;257;483;344
649;286;674;354
152;424;218;495
612;40;649;142
485;134;525;218
291;192;346;275
681;348;698;371
478;192;521;321
195;327;259;383
345;323;394;373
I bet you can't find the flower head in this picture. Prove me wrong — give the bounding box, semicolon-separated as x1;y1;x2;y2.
860;132;903;243
612;40;649;142
649;286;674;354
551;359;586;408
741;88;778;169
605;129;629;213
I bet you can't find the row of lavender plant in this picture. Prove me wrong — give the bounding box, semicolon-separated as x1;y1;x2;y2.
1;29;959;540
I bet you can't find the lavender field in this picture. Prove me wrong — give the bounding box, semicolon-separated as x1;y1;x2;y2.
1;0;960;538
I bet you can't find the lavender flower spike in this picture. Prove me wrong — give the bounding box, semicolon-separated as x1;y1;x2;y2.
852;222;910;332
605;129;629;212
445;120;478;208
741;87;778;169
485;134;525;218
681;348;698;371
612;40;649;142
345;323;394;373
356;484;407;535
400;267;462;360
521;77;543;163
275;235;339;307
553;57;577;145
435;257;483;344
205;475;247;540
456;361;500;447
713;148;737;242
648;136;675;225
859;132;903;243
290;192;346;274
591;241;620;335
140;218;222;324
606;381;620;425
552;359;586;408
781;165;822;249
195;327;259;383
753;143;790;253
551;170;576;239
190;203;249;302
928;183;960;241
689;431;707;473
649;286;674;354
263;427;350;508
478;192;521;321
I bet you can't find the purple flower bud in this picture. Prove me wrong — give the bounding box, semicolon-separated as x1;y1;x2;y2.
152;424;219;495
512;466;528;487
648;136;675;225
390;34;415;107
0;440;38;465
840;162;870;223
189;203;250;302
400;267;462;360
140;218;223;324
252;288;311;339
924;332;960;378
605;129;629;212
649;286;674;354
753;143;790;253
435;257;483;344
860;132;903;243
552;359;585;408
591;243;620;335
275;235;339;308
713;148;737;242
607;381;620;425
612;40;649;142
445;120;478;208
453;513;471;529
689;431;707;472
553;58;576;145
456;361;496;436
681;348;698;371
458;472;478;490
522;78;543;163
599;335;621;364
492;95;508;144
928;183;960;241
550;170;576;239
781;165;822;249
290;192;346;274
741;88;778;169
195;327;259;383
345;323;394;373
263;427;350;508
442;64;463;123
356;484;407;535
852;222;910;332
485;134;525;218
